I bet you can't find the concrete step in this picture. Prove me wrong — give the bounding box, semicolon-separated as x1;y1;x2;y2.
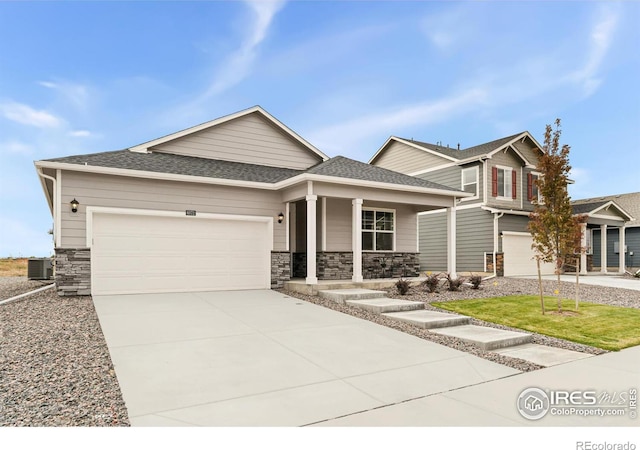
382;310;470;329
318;289;387;304
345;298;424;314
493;343;593;367
430;325;532;351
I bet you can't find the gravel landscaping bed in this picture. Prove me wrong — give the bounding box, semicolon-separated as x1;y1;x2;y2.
0;276;54;301
0;279;129;426
281;276;640;373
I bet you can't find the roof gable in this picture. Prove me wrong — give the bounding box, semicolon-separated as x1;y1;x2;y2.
130;106;328;170
573;193;638;226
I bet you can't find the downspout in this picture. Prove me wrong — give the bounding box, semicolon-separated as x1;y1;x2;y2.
37;168;58;248
493;212;504;276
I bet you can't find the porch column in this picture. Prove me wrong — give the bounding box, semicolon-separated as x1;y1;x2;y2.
580;223;588;275
600;224;607;273
306;194;318;284
447;202;457;278
619;225;626;274
352;198;363;283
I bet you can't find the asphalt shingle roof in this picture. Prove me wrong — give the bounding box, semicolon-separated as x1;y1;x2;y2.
44;150;302;183
306;156;462;191
400;132;525;160
44;151;464;193
572;193;640;226
571;201;609;216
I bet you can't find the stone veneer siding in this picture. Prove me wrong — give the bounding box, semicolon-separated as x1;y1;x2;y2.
317;252;353;280
271;251;291;289
362;252;420;279
485;252;504;275
54;248;91;296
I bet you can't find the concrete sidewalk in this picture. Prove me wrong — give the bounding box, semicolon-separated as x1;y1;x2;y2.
516;274;640;291
315;345;640;427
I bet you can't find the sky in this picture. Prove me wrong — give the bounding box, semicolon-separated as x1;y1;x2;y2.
0;0;638;257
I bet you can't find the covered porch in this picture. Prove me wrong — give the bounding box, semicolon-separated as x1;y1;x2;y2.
279;179;463;287
573;200;634;275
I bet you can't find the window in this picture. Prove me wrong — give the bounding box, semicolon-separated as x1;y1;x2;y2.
492;166;516;199
362;209;394;251
528;172;542;203
461;166;479;199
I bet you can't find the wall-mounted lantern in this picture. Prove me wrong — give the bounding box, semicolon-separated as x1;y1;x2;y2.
70;198;79;213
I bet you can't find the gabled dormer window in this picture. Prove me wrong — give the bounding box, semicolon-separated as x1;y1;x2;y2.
461;166;479;200
492;166;516;199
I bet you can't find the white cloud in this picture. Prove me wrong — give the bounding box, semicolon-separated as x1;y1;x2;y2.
39;80;90;109
1;140;33;155
567;6;619;97
0;101;63;128
68;130;92;138
308;88;488;154
203;0;285;97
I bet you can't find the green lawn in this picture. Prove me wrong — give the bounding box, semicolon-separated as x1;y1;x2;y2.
432;296;640;351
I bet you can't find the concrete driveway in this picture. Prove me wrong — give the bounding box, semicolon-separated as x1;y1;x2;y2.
93;290;519;426
516;274;640;291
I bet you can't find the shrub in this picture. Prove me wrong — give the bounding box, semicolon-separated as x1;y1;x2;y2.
421;272;441;293
469;274;483;290
396;278;410;295
446;273;465;292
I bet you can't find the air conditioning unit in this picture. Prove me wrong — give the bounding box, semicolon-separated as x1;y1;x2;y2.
28;258;53;280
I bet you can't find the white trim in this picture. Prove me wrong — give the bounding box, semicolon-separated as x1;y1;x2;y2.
352;199;363;282
501;231;532;237
495;165;514;200
36;168;58;246
369;136;458;164
305;194;318;284
619;225;626;274
418;201;482;216
507;143;535;168
483;159;488;204
55;170;62;247
600;224;608;273
129;105;329;161
485;132;542;164
587;201;634;222
580;223;588;275
285;202;290;252
362;207;396;252
482;206;532;217
446;204;457;277
321;197;327;252
519;166;523;210
589;213;627;223
34;160;472;199
460;166;480;201
86;206;274;292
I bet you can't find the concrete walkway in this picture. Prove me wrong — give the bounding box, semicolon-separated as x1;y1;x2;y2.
93;290;519;426
315;345;640;427
516;274;640;291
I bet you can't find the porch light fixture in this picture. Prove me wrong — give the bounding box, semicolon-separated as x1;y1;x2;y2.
277;212;284;224
70;198;79;213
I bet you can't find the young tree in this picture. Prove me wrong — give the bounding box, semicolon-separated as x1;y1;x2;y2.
528;119;584;313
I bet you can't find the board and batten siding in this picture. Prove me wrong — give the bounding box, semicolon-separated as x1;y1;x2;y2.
150;112;321;170
373;140;451;174
419;207;493;272
60;171;286;250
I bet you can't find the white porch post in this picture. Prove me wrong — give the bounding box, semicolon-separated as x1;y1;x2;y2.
619;225;626;274
580;223;588;275
306;194;318;284
600;224;608;273
447;201;457;278
352;198;363;283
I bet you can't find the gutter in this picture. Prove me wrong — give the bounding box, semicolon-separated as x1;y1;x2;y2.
37;168;58;247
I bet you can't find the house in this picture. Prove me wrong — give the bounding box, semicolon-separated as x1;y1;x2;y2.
34;106;469;297
369;133;633;276
572;192;639;272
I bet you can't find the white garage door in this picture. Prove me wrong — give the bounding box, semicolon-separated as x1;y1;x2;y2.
502;231;555;277
91;211;271;295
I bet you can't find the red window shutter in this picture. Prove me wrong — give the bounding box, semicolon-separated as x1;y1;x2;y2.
512;170;517;199
527;173;533;201
491;167;498;197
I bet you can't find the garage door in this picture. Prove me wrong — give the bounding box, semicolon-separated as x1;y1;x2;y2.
91;212;271;295
502;231;555;277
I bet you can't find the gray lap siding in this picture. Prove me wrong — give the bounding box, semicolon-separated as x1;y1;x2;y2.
419;207;493;273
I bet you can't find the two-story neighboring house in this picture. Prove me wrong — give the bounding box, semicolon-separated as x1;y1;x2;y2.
369;132;556;276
